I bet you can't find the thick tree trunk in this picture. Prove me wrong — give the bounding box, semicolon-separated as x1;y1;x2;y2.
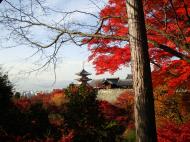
126;0;157;142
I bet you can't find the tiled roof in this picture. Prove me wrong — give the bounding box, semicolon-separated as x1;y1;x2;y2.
89;77;133;88
102;78;119;85
118;79;133;87
76;69;91;76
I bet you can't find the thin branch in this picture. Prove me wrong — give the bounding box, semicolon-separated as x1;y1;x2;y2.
168;0;186;41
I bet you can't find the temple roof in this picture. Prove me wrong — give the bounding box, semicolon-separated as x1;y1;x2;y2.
126;74;133;79
89;76;133;89
102;78;119;85
76;69;91;76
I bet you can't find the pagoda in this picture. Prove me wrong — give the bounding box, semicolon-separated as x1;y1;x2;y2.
76;69;92;85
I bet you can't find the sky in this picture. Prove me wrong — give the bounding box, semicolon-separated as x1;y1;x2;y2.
0;0;131;91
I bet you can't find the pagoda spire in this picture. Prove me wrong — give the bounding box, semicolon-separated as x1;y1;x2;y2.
82;61;85;69
76;68;91;85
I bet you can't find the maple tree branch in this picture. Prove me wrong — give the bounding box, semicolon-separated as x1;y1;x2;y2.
3;13;190;62
97;15;190;62
149;40;190;62
168;0;186;41
5;16;190;62
163;5;168;31
1;0;190;70
48;9;99;19
150;60;161;68
183;1;190;22
159;44;190;62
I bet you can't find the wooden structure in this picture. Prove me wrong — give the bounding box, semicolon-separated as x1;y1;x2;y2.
90;75;133;89
76;69;92;85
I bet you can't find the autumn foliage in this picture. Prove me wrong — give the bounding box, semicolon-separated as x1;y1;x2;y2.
157;120;190;142
85;0;190;95
84;1;190;139
0;79;190;141
0;0;190;141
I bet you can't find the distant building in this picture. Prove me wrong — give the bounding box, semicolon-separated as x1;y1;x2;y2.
90;74;133;89
75;69;92;85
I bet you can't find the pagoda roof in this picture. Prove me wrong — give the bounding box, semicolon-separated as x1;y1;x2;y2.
76;76;92;82
76;79;92;82
76;69;91;76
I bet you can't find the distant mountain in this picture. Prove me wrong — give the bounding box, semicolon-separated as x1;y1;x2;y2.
15;80;73;92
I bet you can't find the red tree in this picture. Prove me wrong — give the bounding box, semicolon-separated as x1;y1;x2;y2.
157;120;190;142
85;0;190;141
86;0;190;94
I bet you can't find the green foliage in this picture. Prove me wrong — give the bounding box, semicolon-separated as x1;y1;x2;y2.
63;85;125;142
125;129;136;142
27;102;51;138
0;68;13;108
0;100;62;141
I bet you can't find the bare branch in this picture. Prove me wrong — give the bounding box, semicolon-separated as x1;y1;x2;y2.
0;0;189;76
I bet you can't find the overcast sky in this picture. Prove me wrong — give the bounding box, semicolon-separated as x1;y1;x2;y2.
0;0;131;91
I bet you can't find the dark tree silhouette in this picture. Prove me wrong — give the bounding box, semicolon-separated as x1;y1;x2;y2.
0;68;13;108
63;85;125;142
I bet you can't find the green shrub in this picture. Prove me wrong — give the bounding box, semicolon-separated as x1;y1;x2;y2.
63;85;125;142
125;129;136;142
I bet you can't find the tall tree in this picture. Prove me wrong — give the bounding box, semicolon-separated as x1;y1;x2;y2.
86;0;190;94
126;0;157;141
0;1;189;75
0;1;190;141
0;68;13;108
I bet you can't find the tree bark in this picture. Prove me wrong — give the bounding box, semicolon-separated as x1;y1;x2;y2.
126;0;157;142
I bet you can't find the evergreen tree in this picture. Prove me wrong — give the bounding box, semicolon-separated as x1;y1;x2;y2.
0;68;13;109
63;85;125;142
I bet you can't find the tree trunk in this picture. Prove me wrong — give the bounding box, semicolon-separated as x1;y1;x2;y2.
126;0;157;142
